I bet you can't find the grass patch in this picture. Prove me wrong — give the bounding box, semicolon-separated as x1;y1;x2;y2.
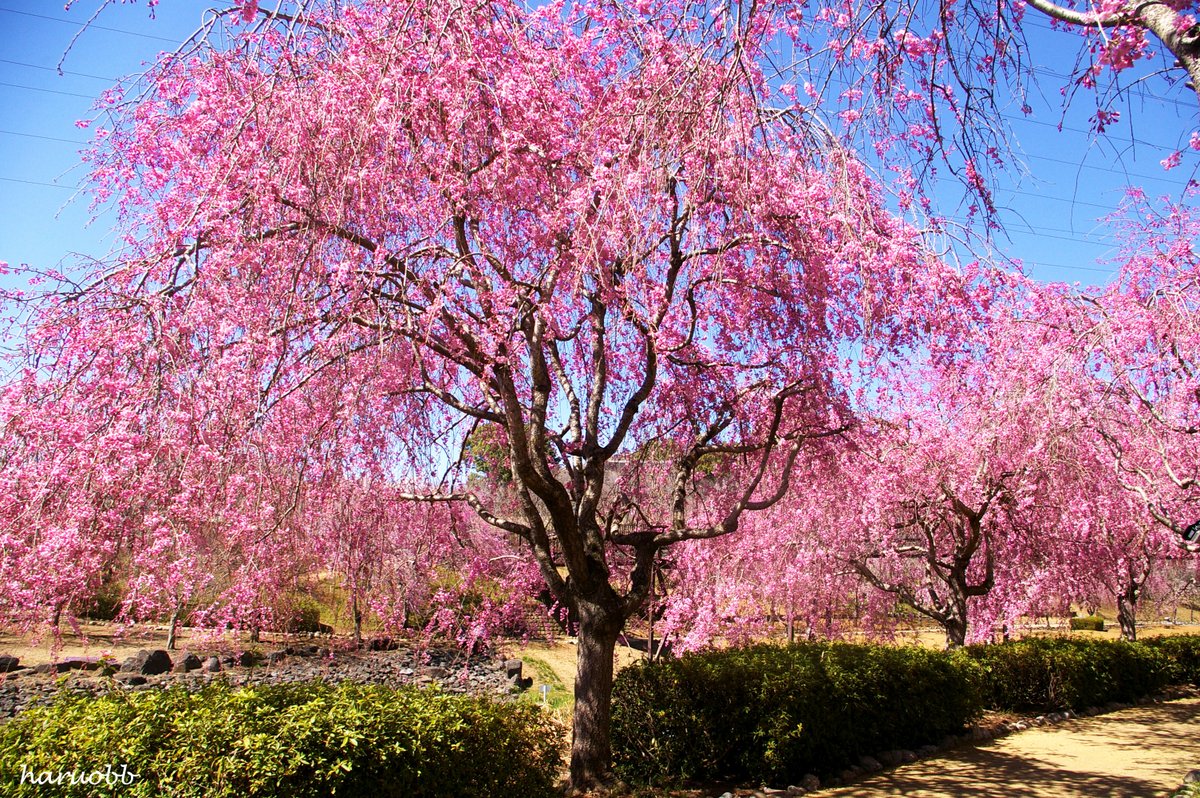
516;654;574;721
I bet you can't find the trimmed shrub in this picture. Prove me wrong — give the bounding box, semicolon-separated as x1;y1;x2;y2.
611;642;983;786
1144;635;1200;686
966;637;1169;712
0;681;563;798
1069;615;1105;632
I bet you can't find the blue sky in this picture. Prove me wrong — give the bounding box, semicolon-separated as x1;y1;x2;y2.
0;0;1196;290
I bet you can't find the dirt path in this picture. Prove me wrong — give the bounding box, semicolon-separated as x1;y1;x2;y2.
822;698;1200;797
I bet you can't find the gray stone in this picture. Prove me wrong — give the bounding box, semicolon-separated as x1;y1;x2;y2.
120;649;173;675
0;655;18;673
202;656;222;673
858;755;882;772
1183;769;1200;784
900;750;918;764
367;637;397;651
786;786;808;796
503;659;523;680
115;674;147;686
174;653;203;673
877;749;904;767
800;774;820;791
266;651;287;665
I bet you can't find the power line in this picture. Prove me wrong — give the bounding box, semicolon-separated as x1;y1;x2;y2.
0;58;116;83
0;128;87;145
0;81;96;100
1023;152;1180;187
0;176;77;190
0;6;181;44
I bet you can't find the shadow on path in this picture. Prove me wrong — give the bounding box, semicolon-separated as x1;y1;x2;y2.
822;698;1200;797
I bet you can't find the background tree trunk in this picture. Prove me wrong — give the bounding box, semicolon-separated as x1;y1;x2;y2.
1118;585;1139;641
166;605;181;651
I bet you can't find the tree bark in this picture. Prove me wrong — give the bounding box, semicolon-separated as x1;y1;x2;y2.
352;592;363;649
167;606;181;651
944;613;967;648
1117;584;1139;642
570;605;623;790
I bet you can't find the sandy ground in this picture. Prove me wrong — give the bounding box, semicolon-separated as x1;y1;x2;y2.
6;617;1194;669
505;637;647;691
822;698;1200;798
0;622;298;665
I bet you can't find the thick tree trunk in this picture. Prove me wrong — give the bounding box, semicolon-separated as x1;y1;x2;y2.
944;614;967;649
1118;587;1138;642
570;606;623;791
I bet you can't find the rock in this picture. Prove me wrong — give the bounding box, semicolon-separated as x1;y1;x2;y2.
900;750;918;764
1183;769;1200;785
917;744;939;757
367;637;398;651
786;786;807;796
238;650;262;667
202;656;222;673
877;750;904;767
426;666;447;679
800;774;820;791
115;674;147;686
858;755;882;772
120;649;173;676
174;653;203;673
32;659;96;675
503;659;524;680
0;655;20;673
839;765;862;782
266;651;287;666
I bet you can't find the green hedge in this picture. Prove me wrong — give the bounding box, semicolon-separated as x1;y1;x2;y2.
611;642;983;786
1068;615;1105;632
0;682;563;798
965;637;1169;712
613;636;1200;788
1144;635;1200;686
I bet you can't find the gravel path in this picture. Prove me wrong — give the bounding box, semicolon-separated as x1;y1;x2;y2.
821;697;1200;797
